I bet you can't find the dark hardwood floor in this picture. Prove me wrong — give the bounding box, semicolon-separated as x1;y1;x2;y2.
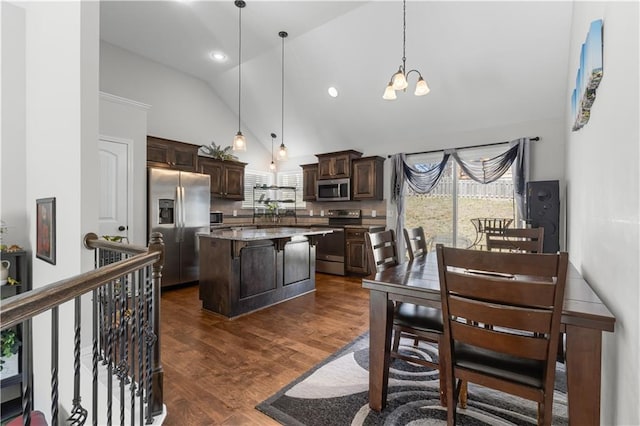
160;273;370;425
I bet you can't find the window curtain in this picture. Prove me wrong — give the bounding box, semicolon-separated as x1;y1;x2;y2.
390;138;530;245
511;138;530;221
390;154;406;258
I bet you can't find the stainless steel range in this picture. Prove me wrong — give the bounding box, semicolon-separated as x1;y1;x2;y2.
316;209;362;276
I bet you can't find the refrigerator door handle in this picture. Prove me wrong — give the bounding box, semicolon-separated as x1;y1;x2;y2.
175;185;183;243
180;185;187;241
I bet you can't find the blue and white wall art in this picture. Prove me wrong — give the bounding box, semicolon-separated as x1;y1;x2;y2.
571;19;603;131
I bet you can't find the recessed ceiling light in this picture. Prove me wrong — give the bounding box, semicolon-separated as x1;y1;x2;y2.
209;51;227;62
328;87;339;98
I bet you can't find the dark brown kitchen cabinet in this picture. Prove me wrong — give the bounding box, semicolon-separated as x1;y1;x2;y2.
316;150;362;179
147;135;199;172
345;228;369;275
199;156;246;200
300;163;318;201
352;156;384;200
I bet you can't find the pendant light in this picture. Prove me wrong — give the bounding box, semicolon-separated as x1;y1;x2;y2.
382;0;430;100
269;133;277;170
232;0;247;151
278;31;288;160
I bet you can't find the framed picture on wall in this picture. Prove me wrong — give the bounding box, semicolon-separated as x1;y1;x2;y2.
36;197;56;265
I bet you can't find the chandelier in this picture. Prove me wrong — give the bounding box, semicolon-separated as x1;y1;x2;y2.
382;0;430;100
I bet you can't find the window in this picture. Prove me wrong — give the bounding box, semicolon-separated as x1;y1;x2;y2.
277;171;306;209
404;145;516;251
242;170;274;209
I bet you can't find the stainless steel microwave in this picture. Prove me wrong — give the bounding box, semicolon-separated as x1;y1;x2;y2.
317;178;350;201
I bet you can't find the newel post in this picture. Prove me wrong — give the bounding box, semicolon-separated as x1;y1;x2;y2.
148;232;164;417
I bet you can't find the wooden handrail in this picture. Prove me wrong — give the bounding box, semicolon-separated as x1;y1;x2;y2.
0;234;163;330
83;232;149;255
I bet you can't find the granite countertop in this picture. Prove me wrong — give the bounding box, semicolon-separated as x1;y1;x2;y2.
203;226;334;242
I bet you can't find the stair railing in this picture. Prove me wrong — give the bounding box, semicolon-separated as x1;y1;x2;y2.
0;232;164;425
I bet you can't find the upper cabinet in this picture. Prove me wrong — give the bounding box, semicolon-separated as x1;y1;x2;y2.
199;156;246;200
352;156;384;200
300;163;318;201
147;136;199;172
316;150;362;179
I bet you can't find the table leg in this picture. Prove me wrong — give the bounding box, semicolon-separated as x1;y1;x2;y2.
565;325;602;425
368;290;393;411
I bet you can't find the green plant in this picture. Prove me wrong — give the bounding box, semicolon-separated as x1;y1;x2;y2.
0;329;20;371
200;141;238;161
102;235;126;243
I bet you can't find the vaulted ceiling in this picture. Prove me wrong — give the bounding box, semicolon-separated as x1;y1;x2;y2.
100;1;573;159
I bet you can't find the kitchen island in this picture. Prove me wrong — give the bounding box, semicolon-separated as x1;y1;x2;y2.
198;227;333;317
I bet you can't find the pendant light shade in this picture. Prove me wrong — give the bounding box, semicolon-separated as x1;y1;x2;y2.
233;0;247;151
382;0;430;100
233;131;246;151
278;31;289;161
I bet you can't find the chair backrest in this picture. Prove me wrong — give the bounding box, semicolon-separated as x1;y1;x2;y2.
365;230;399;275
436;244;568;399
486;226;544;253
403;227;428;261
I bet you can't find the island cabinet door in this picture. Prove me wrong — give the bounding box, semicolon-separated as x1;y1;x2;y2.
283;238;311;285
239;242;277;299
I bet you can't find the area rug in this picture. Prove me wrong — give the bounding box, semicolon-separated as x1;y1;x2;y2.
256;332;568;425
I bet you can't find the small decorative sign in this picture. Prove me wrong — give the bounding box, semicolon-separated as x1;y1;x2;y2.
571;19;604;131
36;197;56;264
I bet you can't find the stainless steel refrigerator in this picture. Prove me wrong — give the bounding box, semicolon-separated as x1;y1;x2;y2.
148;168;210;287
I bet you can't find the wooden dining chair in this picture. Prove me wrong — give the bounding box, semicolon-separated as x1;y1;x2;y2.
404;226;428;260
365;230;465;406
486;226;566;362
436;244;568;425
485;226;544;253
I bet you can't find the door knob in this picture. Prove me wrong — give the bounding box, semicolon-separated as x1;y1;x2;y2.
118;225;126;231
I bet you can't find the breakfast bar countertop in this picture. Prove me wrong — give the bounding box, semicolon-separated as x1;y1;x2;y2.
203;226;333;241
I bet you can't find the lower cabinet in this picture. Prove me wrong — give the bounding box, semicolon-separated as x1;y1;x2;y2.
345;228;369;275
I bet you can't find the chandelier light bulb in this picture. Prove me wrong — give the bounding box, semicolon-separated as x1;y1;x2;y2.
269;160;276;170
414;77;430;96
392;68;408;90
382;83;397;100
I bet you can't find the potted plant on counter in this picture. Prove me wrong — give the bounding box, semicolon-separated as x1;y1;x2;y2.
0;328;21;379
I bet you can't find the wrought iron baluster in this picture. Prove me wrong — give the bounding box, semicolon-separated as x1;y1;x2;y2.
137;267;145;426
106;279;113;425
51;307;59;426
144;264;157;424
68;296;87;426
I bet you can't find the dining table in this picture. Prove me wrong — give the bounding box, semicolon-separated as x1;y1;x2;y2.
362;251;616;426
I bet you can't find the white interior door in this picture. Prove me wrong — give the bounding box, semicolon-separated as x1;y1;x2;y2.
99;138;130;242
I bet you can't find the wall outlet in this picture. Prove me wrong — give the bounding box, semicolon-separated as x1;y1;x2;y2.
371;210;377;218
233;210;238;217
309;210;314;217
320;210;325;217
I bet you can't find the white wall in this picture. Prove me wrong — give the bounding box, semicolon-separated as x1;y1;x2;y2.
99;92;149;246
100;41;271;171
565;2;639;425
21;0;100;418
1;2;28;249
